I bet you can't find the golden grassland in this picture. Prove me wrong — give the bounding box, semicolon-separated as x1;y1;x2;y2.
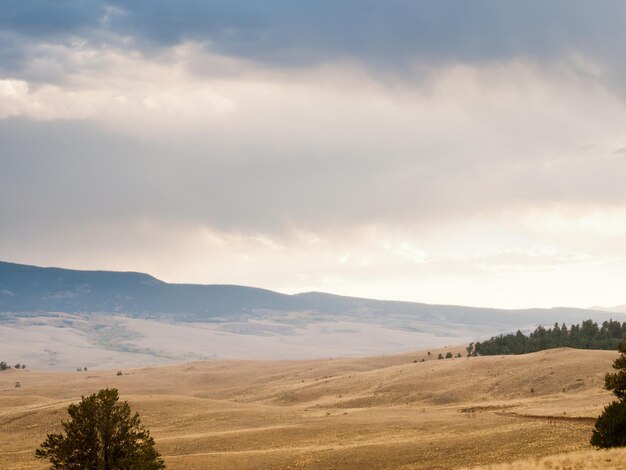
468;447;626;470
0;346;623;469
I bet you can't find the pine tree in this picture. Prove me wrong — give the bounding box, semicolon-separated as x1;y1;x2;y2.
35;388;165;469
591;339;626;447
591;400;626;448
604;340;626;399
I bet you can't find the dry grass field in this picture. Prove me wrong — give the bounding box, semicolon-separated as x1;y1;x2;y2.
469;447;626;469
0;346;622;469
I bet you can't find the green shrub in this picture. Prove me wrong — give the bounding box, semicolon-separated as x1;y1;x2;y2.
591;399;626;448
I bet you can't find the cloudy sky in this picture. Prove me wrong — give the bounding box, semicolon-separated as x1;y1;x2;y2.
2;1;626;309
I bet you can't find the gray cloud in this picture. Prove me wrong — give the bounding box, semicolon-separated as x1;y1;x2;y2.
3;1;626;76
2;113;626;241
0;2;104;37
113;1;625;66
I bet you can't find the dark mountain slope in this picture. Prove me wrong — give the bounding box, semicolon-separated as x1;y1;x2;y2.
0;261;619;329
0;261;292;317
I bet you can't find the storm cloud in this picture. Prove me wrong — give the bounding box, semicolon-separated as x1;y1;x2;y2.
2;2;626;308
3;1;626;69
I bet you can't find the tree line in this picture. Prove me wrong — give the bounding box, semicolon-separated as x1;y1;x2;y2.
0;361;26;370
467;319;626;356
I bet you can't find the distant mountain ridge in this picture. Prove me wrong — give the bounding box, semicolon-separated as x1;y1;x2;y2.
0;260;620;329
0;261;291;318
590;304;626;315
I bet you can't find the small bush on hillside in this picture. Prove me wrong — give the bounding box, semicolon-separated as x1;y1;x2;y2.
445;352;453;359
437;353;444;360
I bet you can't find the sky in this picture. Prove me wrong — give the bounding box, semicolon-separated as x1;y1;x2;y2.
2;1;626;309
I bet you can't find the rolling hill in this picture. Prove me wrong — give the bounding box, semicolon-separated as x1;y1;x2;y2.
0;347;620;469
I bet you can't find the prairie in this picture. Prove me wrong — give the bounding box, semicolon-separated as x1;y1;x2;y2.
0;347;621;469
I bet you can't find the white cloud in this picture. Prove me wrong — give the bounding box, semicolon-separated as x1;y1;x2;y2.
2;42;625;148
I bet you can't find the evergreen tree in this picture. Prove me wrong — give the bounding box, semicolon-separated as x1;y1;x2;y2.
35;388;165;469
473;319;626;356
604;340;626;400
590;400;626;448
591;339;626;448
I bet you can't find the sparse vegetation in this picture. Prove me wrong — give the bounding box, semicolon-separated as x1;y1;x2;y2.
437;353;444;360
0;361;26;370
469;319;626;356
445;352;453;359
35;388;165;469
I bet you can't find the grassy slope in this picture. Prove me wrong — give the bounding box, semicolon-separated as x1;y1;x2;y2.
469;447;626;469
0;347;620;469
